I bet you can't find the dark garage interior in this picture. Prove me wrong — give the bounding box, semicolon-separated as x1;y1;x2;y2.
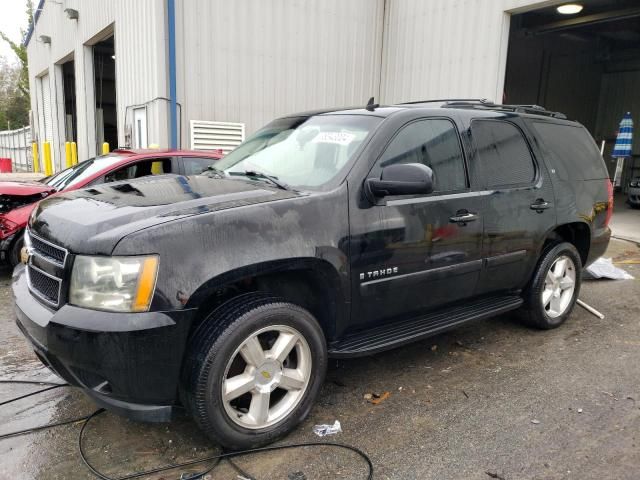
504;0;640;190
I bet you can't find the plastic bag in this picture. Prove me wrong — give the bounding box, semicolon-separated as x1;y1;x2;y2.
586;257;634;280
312;420;342;437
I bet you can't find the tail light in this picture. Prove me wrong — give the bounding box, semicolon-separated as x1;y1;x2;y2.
605;179;614;227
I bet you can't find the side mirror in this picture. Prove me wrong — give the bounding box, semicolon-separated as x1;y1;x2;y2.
365;163;434;200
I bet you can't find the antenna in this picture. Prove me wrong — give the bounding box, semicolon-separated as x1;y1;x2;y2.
366;97;379;112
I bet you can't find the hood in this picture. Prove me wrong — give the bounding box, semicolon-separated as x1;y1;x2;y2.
0;181;55;216
30;174;302;254
0;181;54;196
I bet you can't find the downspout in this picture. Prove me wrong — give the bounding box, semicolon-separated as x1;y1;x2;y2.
167;0;178;149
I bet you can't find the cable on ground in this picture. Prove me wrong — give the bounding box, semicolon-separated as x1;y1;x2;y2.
2;379;374;479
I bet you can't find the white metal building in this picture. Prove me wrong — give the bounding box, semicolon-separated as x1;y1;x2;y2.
26;0;640;182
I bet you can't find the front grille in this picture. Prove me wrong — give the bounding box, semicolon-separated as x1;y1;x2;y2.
27;264;62;306
26;230;68;308
29;233;67;266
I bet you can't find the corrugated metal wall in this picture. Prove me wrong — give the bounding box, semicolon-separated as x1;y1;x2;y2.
380;0;560;104
176;0;385;137
27;0;563;161
27;0;168;166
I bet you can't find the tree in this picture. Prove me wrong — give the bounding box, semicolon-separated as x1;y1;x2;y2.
0;58;29;129
0;0;33;128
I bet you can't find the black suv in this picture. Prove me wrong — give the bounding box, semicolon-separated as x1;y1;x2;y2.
13;100;612;449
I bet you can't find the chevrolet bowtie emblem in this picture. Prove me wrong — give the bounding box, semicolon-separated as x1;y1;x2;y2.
261;371;271;380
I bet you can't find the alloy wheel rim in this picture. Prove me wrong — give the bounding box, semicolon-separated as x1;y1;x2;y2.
221;325;312;429
542;255;576;318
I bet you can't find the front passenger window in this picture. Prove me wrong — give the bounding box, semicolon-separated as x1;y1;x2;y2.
377;119;467;193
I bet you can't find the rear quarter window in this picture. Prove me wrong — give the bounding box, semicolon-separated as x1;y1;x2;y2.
470;119;536;188
530;122;608;181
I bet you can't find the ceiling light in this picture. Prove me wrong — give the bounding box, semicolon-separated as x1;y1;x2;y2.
557;4;583;15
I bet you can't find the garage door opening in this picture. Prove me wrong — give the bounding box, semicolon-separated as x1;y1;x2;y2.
61;59;77;144
504;0;640;190
93;35;117;152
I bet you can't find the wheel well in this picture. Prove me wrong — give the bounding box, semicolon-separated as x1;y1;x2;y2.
544;223;590;265
191;268;341;341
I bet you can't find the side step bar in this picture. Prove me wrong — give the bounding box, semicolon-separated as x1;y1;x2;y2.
328;295;523;358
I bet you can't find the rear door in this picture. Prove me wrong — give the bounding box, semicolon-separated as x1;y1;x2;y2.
468;118;557;295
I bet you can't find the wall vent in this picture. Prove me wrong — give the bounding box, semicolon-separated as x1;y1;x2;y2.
190;120;245;153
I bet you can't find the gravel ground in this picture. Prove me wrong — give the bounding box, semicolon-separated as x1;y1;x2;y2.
0;239;639;480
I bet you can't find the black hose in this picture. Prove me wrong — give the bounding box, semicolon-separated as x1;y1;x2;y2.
2;379;375;480
0;384;65;407
79;409;374;480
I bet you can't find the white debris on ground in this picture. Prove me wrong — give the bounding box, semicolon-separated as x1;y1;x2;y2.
586;258;634;280
312;420;342;437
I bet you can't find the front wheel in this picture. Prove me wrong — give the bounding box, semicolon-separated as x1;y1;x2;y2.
180;294;327;449
519;242;582;329
9;232;25;268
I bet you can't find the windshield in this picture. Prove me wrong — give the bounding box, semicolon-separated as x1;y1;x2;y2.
45;154;130;190
212;115;381;189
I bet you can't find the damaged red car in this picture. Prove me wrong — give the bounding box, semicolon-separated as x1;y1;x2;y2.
0;149;223;266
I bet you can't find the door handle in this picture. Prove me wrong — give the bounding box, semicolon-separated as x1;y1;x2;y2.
449;211;478;225
530;199;552;212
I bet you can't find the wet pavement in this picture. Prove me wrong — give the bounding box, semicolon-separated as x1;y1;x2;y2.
1;239;639;480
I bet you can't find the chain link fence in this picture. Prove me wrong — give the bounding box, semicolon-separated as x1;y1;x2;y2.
0;126;33;172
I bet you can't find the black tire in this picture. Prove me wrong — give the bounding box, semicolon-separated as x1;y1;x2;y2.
180;293;327;450
518;241;582;329
9;231;25;268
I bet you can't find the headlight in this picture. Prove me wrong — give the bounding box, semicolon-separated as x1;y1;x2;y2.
70;255;159;312
630;181;638;188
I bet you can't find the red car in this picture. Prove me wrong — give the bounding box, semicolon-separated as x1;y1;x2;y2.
0;149;223;266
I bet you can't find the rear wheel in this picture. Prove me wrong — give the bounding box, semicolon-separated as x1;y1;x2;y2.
519;242;582;329
180;294;327;449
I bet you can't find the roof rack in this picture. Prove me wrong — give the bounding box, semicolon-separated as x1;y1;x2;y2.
443;100;568;120
399;98;492;105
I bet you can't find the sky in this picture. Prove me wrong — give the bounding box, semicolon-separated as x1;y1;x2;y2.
0;0;31;64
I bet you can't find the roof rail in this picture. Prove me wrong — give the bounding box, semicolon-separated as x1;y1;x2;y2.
443;100;568;120
398;98;493;105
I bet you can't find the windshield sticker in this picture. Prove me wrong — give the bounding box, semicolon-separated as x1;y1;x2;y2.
311;132;355;146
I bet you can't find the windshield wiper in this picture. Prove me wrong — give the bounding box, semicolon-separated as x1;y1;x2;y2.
229;170;291;191
202;165;227;179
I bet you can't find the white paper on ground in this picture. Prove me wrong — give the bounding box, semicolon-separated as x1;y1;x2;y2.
312;420;342;437
586;257;634;280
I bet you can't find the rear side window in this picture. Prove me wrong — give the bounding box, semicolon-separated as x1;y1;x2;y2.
530;122;608;180
378;118;467;193
470;120;536;188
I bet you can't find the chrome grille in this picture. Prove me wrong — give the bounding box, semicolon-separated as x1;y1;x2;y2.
26;230;68;308
27;265;61;306
29;232;67;266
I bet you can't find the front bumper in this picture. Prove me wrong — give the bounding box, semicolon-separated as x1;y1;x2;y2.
12;264;195;422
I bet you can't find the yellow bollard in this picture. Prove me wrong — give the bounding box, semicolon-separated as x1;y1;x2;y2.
71;142;78;165
43;141;53;176
31;142;40;173
102;142;110;155
65;142;73;168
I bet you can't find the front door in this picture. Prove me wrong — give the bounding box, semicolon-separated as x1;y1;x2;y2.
349;117;484;330
467;118;557;295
